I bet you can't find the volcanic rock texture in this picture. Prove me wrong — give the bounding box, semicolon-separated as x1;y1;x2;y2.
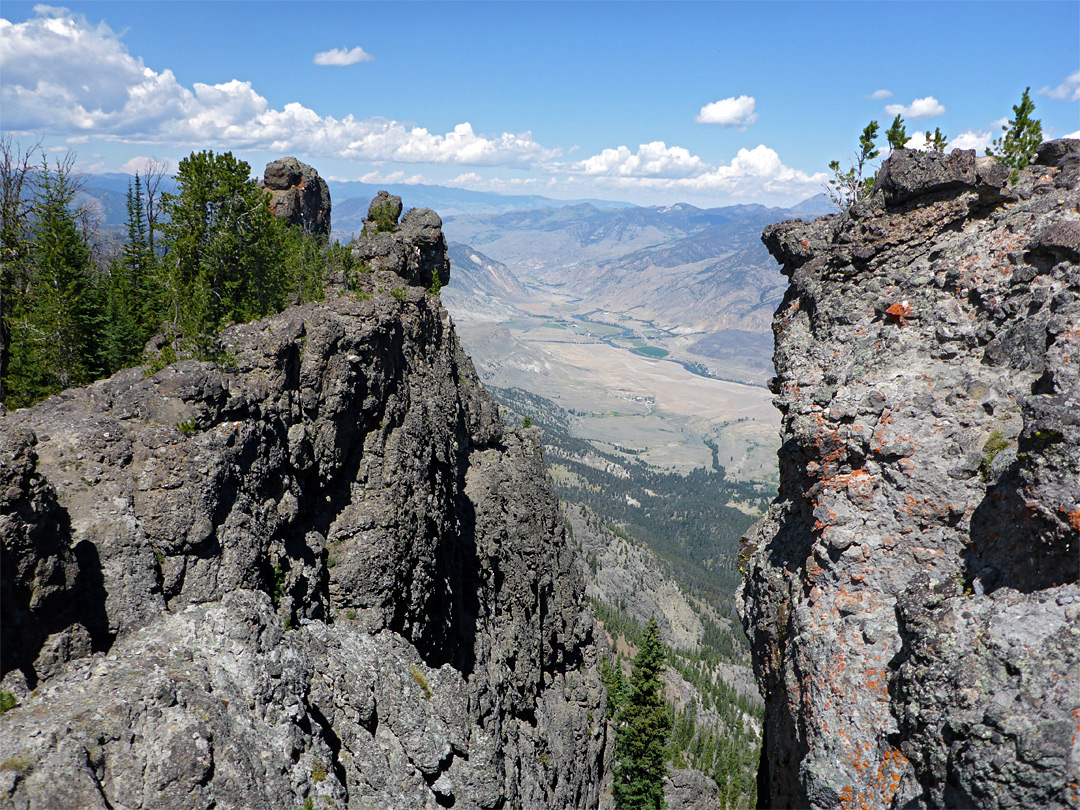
738;142;1079;809
0;204;606;809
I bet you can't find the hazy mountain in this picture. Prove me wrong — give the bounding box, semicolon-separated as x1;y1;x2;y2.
785;192;831;216
444;199;826;336
442;203;737;275
540;210;788;333
441;243;531;322
72;171;637;242
330;182;636;240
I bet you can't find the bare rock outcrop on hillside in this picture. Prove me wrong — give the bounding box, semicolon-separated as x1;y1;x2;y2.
0;211;606;808
738;142;1079;809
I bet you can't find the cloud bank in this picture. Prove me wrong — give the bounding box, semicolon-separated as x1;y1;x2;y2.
0;7;556;167
561;142;826;201
0;6;826;205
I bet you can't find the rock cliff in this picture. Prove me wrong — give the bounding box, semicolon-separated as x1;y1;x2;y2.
738;142;1079;809
0;199;606;808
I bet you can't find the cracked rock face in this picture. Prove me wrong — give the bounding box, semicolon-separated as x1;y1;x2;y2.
738;142;1079;809
0;215;606;809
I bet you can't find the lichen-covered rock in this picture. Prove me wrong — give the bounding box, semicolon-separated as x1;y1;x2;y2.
0;208;606;808
262;156;332;236
738;142;1079;809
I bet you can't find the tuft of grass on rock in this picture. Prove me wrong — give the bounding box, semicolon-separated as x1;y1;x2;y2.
410;664;432;699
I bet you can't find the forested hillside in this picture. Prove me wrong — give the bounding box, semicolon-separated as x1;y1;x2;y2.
0;144;353;409
491;384;767;808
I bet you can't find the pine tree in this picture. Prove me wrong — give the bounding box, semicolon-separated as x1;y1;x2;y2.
987;88;1043;175
277;219;328;305
102;174;160;373
600;653;628;720
613;617;673;809
885;114;908;150
924;127;948;152
1;137;40;403
7;158;101;405
826;121;880;210
158;150;286;357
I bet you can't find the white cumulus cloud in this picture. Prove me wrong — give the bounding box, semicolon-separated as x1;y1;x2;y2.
949;128;996;153
695;95;758;130
447;173;539;192
865;89;893;100
559;142;825;204
313;46;375;66
0;6;558;168
120;155;179;175
884;96;946;120
1039;71;1080;102
568;141;705;178
358;170;425;184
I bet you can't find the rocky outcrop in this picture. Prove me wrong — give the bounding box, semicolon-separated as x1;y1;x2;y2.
263;156;332;236
351;193;451;291
739;142;1079;809
0;209;606;808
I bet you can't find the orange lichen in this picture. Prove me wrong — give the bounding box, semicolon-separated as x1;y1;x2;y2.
1066;508;1080;532
885;300;912;325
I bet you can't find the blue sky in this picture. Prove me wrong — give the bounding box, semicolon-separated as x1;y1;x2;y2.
2;1;1078;206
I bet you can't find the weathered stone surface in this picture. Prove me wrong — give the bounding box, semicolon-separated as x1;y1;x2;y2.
873;148;978;206
664;767;722;810
262;156;332;236
0;427;103;685
0;227;605;807
739;148;1079;809
1035;137;1080;167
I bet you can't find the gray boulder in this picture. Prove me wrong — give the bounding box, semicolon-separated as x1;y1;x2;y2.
664;768;723;810
872;148;978;206
1034;137;1080;167
262;156;332;236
